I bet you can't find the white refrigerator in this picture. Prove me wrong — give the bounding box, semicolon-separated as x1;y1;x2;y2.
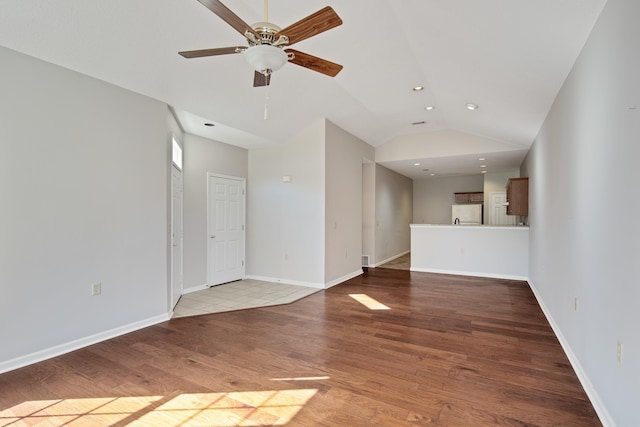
452;204;483;225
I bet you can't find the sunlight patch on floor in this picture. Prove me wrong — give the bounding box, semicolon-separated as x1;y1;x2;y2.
349;293;391;310
0;389;318;426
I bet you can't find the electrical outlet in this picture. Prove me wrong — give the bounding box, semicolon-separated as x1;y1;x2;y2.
92;282;102;296
617;340;623;363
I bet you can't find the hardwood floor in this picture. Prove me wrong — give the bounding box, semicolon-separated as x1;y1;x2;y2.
0;269;601;426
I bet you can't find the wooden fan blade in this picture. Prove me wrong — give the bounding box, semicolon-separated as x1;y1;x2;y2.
286;49;343;77
196;0;258;37
179;46;245;58
275;6;342;46
253;71;271;87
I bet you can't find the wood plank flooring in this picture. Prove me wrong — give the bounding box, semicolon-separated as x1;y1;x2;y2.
0;269;601;426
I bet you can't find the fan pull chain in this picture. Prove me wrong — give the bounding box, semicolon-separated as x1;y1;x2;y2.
264;83;269;120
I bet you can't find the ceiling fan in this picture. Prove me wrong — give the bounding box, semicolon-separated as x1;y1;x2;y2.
179;0;344;87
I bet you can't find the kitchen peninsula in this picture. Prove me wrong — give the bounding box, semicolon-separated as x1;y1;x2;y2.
410;224;529;280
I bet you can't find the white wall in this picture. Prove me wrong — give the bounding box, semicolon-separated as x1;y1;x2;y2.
182;133;247;291
247;119;376;287
411;225;528;280
413;175;484;224
168;110;185;143
167;110;184;304
362;163;376;265
246;120;325;287
374;164;413;265
325;121;375;285
523;0;639;424
0;46;170;370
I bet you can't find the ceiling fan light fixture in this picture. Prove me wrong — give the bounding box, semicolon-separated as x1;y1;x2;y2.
243;44;288;75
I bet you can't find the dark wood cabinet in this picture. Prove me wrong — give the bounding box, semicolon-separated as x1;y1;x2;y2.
454;192;484;203
469;192;484;203
506;177;528;215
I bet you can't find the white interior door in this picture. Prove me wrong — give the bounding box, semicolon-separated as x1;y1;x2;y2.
489;191;516;225
171;165;183;309
207;174;245;286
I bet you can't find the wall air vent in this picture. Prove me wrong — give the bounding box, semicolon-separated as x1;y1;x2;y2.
362;255;370;267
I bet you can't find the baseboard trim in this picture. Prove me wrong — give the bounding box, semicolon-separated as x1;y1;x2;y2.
409;267;528;282
527;280;614;427
370;250;410;268
244;275;324;289
182;284;209;294
0;313;171;375
325;269;363;289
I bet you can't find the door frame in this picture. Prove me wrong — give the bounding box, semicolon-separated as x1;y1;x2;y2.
170;164;184;310
206;172;246;286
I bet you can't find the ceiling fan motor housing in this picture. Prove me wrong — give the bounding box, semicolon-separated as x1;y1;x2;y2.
249;22;281;44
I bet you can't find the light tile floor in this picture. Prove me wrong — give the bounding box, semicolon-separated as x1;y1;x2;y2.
172;279;321;318
378;252;410;270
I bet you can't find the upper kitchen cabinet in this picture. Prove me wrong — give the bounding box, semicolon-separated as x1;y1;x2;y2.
454;192;484;203
506;178;528;216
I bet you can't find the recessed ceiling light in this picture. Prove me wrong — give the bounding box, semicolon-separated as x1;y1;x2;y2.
481;171;488;174
413;86;424;92
466;103;479;111
478;157;485;161
424;106;435;111
480;165;487;168
414;162;421;166
204;122;215;127
430;173;436;176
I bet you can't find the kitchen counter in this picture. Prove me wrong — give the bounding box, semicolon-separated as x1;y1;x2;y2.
413;224;528;228
410;224;529;280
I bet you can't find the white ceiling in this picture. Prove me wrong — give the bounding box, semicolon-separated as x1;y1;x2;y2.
0;0;606;179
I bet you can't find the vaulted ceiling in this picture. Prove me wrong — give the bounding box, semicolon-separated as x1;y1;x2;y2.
0;0;606;179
